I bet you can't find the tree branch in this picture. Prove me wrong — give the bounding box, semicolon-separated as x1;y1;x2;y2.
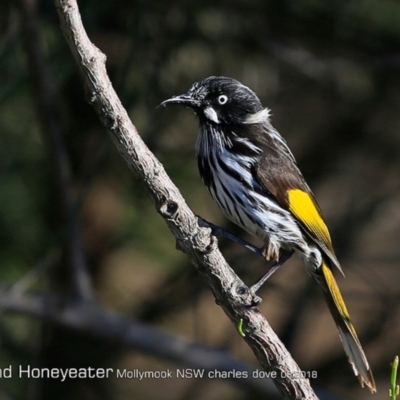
0;287;280;397
17;0;93;302
54;0;319;398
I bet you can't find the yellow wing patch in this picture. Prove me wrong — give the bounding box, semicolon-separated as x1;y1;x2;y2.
287;188;332;248
288;189;343;274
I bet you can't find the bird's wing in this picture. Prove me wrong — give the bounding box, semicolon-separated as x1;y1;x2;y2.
254;146;343;274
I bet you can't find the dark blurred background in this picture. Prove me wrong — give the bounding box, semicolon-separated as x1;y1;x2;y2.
1;0;400;399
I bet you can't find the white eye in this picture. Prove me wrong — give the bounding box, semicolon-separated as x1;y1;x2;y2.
217;95;228;105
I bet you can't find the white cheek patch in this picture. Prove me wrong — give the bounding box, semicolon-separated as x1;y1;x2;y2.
204;107;220;124
244;107;271;124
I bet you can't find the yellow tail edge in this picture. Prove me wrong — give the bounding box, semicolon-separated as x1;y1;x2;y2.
316;261;376;393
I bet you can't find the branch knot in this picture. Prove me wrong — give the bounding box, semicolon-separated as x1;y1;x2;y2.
159;199;179;218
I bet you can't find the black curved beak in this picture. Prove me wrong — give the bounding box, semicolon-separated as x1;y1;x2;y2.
159;93;200;108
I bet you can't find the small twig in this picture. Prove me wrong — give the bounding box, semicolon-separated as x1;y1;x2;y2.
390;356;399;400
0;249;59;312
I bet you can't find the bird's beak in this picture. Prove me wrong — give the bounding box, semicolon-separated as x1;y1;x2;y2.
160;93;200;108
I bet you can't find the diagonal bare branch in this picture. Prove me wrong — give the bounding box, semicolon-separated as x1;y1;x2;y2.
53;0;319;398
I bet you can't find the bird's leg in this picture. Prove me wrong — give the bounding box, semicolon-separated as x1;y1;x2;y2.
198;216;294;294
250;250;294;294
198;217;264;257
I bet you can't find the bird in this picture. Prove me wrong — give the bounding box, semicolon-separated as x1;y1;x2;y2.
161;76;376;393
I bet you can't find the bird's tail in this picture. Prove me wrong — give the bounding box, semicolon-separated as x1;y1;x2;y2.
312;260;376;393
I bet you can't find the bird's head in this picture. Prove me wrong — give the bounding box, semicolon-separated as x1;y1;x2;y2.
161;76;268;125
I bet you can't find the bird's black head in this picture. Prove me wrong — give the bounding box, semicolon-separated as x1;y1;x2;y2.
161;76;265;125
